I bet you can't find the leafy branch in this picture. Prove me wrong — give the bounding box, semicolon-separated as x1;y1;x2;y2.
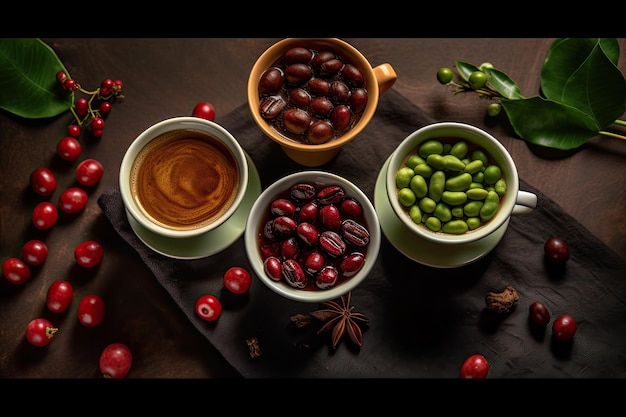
437;38;626;150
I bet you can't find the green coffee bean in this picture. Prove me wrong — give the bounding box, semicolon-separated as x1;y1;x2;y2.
441;191;467;206
409;204;422;224
434;202;452;222
397;188;416;207
428;170;445;202
410;174;428;198
426;154;446;171
419;197;437;213
472;171;484;183
451;206;464;218
495;178;507;196
464;200;484;217
396;167;415;188
445;172;472;192
450;140;469;159
471;149;488;166
419;140;444;158
406;154;426;169
469;181;484;189
480;190;499;221
464;159;484;174
425;216;442;231
414;163;433;178
466;217;482;230
466;188;488;200
484;165;502;185
442;219;469;234
442;154;466;171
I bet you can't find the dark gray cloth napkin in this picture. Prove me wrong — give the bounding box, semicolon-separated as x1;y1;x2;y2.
98;89;626;378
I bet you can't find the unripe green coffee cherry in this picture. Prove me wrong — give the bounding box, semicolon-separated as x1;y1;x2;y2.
487;102;502;117
469;71;488;89
437;67;454;84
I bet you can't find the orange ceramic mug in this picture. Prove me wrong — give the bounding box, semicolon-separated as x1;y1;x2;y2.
248;38;397;167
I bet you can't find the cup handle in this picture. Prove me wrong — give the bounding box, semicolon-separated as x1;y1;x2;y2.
373;63;397;95
512;190;537;215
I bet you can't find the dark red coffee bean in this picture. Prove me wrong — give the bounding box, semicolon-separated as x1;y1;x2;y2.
282;259;307;288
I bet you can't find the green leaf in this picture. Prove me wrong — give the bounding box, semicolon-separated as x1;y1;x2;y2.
540;38;626;128
483;67;524;100
501;96;600;150
0;38;73;119
455;61;479;82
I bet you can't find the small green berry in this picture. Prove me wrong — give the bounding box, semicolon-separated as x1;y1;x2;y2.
479;62;494;72
469;71;489;89
436;67;454;84
487;102;502;117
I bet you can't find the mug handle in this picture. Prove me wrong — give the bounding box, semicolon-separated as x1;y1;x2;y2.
512;191;537;215
373;63;397;95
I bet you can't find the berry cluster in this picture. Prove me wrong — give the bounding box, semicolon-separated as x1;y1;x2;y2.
56;71;124;140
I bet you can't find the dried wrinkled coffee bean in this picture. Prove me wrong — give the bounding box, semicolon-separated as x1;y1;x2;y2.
341;219;370;247
319;230;347;257
282;259;307;288
259;96;285;119
263;220;278;241
317;185;346;205
290;183;316;202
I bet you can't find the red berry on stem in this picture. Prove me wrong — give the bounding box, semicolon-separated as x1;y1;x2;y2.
68;124;81;138
26;318;58;347
192;101;216;121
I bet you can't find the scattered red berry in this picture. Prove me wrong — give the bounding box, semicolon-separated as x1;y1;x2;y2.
77;294;106;326
99;343;133;379
46;280;74;313
544;236;570;265
21;239;49;266
2;257;31;284
192;101;216;121
223;266;252;294
26;318;58;347
529;301;551;327
32;201;58;230
74;240;104;268
195;294;222;321
75;158;104;186
30;167;57;196
552;314;577;341
57;136;82;161
459;354;490;378
58;187;88;214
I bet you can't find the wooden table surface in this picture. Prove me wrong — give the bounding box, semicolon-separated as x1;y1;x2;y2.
1;38;625;378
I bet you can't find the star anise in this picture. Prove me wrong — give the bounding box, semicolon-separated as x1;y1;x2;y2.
309;291;369;349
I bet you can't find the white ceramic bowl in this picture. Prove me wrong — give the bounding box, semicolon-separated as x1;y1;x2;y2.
386;122;536;245
119;117;249;239
244;171;381;303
